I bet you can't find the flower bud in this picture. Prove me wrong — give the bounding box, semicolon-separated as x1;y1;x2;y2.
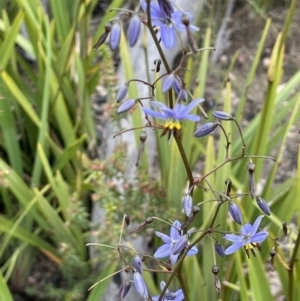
172;234;188;255
117;99;136;113
116;82;129;103
212;264;219;275
194;122;217;138
183;194;193;217
133;255;143;273
162;73;176;93
256;196;271;216
125;214;130;226
133;272;148;299
228;201;242;225
248;162;256;199
118;281;131;300
212;111;233;120
110;22;121;50
215;242;226;257
282;222;288;235
173;78;187;101
127;15;141;47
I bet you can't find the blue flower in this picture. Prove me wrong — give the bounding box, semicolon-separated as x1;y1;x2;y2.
110;22;121;50
141;1;199;48
152;281;184;301
223;215;268;258
142;99;203;137
154;220;198;265
127;14;141;47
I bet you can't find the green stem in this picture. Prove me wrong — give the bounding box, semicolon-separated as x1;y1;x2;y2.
288;226;300;301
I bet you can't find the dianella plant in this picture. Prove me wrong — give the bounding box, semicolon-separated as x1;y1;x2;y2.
91;0;300;301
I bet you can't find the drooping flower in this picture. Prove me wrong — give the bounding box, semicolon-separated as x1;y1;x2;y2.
141;1;199;49
256;196;271;216
215;242;226;257
173;77;188;101
162;73;176;93
152;281;184;301
212;111;233;121
117;99;136;113
223;215;268;258
228;201;242;225
154;220;198;265
127;14;141;47
194;122;217;138
110;22;121;50
142;99;203;138
116;82;129;103
133;272;148;299
183;194;193;217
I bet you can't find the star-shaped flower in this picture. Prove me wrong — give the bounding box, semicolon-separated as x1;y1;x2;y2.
152;281;184;301
223;215;268;258
141;1;199;48
154;220;198;265
143;99;203;138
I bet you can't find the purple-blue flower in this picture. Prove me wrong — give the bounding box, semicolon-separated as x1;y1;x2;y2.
141;1;199;49
110;22;121;50
117;99;136;113
154;220;198;265
152;281;184;301
143;99;203;129
223;215;268;258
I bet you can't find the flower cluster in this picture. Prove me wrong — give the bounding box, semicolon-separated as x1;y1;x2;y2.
94;0;199;51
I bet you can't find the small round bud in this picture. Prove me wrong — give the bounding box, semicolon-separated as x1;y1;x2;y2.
146;217;153;224
248;162;255;173
181;14;190;26
139;131;147;142
212;265;219;275
270;247;276;258
192;205;200;214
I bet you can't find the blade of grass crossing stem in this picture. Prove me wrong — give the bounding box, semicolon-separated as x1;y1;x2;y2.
248;257;274;301
0;270;14;301
263;93;300;198
31;15;52;187
0;11;24;71
119;28;148;170
235;18;271;123
0;78;23;175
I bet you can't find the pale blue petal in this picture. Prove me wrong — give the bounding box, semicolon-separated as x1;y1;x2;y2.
225;241;244;255
142;107;166;119
181;98;204;116
187;245;198;256
162;74;175;93
250;215;264;237
170;220;181;240
155;231;172;244
154;244;172;258
251;231;268;243
170;253;179;266
240;224;252;236
161;25;176;48
174;289;184;301
223;234;243;242
133;272;148;299
183;114;200;122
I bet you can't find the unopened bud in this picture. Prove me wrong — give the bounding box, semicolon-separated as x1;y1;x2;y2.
212;111;233;120
116;82;129;103
183;194;193;217
282;222;288;235
118;281;131;300
125;214;130;226
215;242;226;257
256;196;271;216
194;122;217;138
117;99;136;114
228;201;242;225
248;162;256;199
133;255;143;273
212;264;219;275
